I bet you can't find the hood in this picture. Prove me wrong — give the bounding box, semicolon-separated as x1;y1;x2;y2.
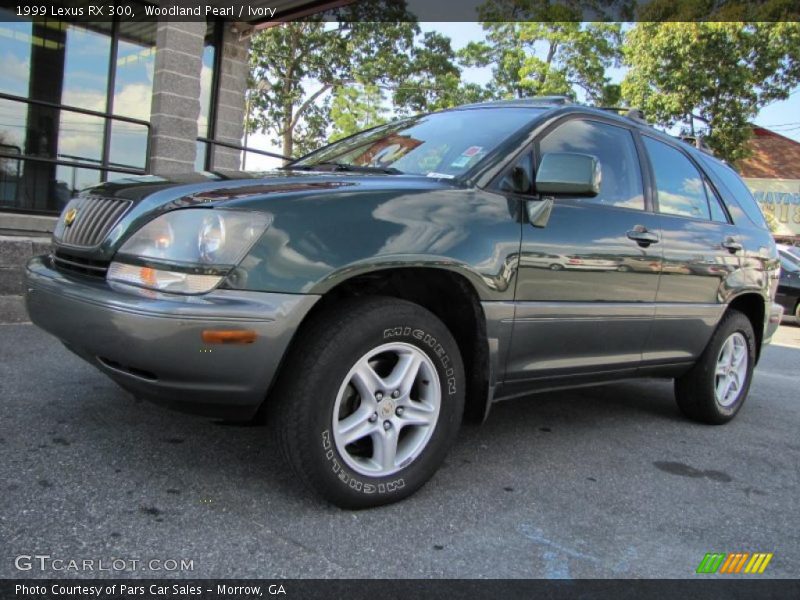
54;170;458;261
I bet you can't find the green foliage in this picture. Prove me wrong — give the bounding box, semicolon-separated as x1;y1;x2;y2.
248;0;799;165
459;1;622;103
329;85;388;141
622;17;800;162
248;2;460;158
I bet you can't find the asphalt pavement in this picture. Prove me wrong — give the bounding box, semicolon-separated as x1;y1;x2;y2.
1;322;798;579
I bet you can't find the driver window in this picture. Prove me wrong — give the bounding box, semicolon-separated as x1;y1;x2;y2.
498;152;533;195
538;120;645;210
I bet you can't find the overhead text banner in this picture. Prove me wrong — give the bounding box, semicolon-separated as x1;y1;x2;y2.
0;0;798;23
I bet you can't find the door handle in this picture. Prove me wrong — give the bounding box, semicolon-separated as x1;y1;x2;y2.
722;238;742;253
626;226;659;247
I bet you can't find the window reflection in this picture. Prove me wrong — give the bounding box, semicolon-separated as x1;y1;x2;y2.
644;136;711;220
62;24;111;109
538;119;644;210
0;11;222;214
0;11;32;96
198;38;216;138
54;165;101;208
108;120;149;170
58;111;104;165
113;19;156;121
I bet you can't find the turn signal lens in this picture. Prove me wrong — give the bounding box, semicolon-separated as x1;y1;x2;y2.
107;262;222;294
201;330;258;344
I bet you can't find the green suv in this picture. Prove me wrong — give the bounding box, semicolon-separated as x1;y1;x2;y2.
26;99;783;508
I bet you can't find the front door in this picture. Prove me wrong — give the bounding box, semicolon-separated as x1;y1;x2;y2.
503;117;662;389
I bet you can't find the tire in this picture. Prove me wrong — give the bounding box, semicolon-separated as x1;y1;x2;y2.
550;263;564;271
674;309;756;425
795;300;800;322
273;296;465;508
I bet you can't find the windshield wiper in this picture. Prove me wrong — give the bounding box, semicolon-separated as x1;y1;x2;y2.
283;162;403;175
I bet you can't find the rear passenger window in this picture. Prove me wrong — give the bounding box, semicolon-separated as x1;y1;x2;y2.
700;155;769;229
643;136;710;220
537;120;644;210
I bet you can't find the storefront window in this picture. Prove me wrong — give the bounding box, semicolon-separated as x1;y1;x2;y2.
198;38;216;138
108;119;149;170
0;11;32;96
0;11;222;214
113;19;156;121
62;23;111;109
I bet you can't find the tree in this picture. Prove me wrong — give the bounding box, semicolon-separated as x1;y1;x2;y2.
329;84;388;141
622;15;800;162
459;1;623;103
247;2;460;158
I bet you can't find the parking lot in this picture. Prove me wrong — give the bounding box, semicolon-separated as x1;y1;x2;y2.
1;322;798;579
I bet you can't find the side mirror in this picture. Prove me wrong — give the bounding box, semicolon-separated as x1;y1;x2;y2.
535;152;601;196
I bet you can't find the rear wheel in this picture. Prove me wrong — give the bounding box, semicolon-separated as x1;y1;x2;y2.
674;310;756;424
274;297;465;508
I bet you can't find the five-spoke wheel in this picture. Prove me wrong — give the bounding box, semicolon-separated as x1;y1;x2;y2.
714;332;749;407
333;343;441;477
275;297;464;508
675;309;755;424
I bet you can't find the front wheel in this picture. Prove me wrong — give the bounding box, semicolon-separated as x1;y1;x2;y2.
674;309;756;424
274;297;465;508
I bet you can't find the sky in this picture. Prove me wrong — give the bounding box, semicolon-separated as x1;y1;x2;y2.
244;21;800;167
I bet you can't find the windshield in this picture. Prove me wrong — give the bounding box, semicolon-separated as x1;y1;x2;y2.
290;108;544;177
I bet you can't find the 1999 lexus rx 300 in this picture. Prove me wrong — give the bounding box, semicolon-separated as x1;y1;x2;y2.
26;99;783;508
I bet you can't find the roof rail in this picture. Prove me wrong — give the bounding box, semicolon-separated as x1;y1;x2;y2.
597;106;649;124
526;95;573;105
458;96;574;111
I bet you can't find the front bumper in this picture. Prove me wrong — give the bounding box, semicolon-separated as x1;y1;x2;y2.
25;256;319;419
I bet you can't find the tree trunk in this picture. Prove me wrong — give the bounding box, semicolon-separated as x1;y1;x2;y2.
282;128;293;163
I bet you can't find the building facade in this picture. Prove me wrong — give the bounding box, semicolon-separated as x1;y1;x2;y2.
738;126;800;242
0;4;251;218
0;0;327;321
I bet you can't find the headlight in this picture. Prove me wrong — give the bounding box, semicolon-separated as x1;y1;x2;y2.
107;209;271;294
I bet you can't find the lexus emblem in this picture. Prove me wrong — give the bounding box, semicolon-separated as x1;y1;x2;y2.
64;207;78;227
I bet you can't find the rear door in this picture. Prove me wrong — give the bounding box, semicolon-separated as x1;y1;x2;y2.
503;117;663;389
639;135;741;364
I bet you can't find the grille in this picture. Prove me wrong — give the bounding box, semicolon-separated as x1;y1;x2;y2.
56;196;131;248
52;250;110;279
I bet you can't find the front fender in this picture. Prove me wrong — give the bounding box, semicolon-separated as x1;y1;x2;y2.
226;187;523;302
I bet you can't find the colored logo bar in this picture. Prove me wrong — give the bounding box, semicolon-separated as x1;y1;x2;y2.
696;552;773;574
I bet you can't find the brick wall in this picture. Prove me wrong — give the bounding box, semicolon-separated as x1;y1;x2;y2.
148;20;206;175
737;128;800;180
210;27;250;171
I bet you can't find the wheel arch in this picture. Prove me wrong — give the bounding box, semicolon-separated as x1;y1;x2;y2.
292;266;495;423
725;292;767;363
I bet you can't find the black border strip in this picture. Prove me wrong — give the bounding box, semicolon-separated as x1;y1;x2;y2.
1;0;798;23
2;578;800;600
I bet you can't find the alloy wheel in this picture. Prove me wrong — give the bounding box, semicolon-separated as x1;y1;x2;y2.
332;342;441;477
714;332;749;407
